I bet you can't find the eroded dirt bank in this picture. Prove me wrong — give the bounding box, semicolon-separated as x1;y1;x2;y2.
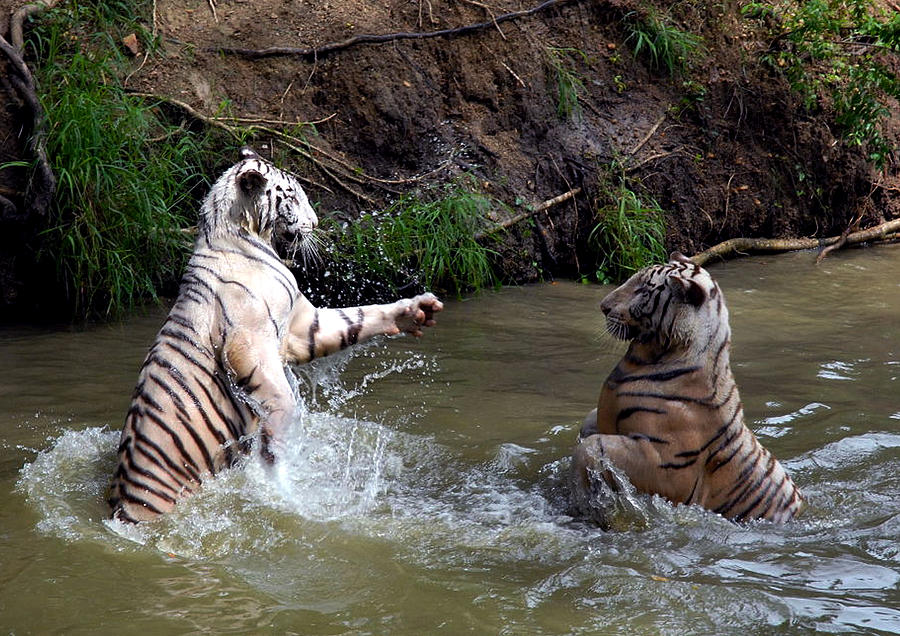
2;0;899;313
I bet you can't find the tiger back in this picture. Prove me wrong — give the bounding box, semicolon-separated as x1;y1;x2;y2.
572;253;804;523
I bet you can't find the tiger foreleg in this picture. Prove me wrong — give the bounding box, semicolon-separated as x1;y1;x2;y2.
574;433;689;504
223;327;296;461
283;293;443;364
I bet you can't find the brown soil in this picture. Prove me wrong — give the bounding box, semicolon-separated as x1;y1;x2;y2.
2;0;900;313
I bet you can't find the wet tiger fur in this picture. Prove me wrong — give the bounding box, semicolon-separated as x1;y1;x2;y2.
572;253;803;523
108;148;443;523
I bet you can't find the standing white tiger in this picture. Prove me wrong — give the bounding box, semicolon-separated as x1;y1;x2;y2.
108;148;443;523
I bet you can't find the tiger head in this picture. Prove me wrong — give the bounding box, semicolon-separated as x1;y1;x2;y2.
200;148;319;259
600;252;727;349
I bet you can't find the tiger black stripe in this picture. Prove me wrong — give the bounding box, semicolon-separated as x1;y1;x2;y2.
133;441;194;493
307;310;320;360
615;366;701;385
123;446;182;495
141;408;202;475
134;430;200;484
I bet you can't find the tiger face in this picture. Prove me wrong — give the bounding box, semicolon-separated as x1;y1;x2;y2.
600;253;725;348
200;148;319;261
234;147;318;241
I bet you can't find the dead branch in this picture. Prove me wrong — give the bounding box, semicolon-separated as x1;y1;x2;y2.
628;112;666;156
814;214;861;264
127;92;377;201
474;187;581;240
204;0;576;59
690;218;900;266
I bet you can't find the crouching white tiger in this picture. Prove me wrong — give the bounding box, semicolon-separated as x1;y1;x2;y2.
573;253;803;523
108;148;443;523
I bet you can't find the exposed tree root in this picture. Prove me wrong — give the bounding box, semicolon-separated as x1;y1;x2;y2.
202;0;577;59
690;219;900;266
1;0;58;219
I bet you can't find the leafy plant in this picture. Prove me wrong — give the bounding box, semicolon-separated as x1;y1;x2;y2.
743;0;900;165
546;47;589;120
20;1;221;317
588;175;667;283
331;180;499;297
623;9;703;77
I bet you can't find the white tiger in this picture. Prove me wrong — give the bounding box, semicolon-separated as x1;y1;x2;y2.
108;148;443;523
573;254;803;523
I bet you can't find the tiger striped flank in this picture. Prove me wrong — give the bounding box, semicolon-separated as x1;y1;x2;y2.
108;148;443;523
573;252;803;523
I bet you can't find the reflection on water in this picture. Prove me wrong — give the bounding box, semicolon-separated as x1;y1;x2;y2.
2;246;900;634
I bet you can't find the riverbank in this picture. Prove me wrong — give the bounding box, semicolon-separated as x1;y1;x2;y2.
2;0;899;317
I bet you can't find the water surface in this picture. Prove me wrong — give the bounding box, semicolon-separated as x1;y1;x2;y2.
2;247;899;634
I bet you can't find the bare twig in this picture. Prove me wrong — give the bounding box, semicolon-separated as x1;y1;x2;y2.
501;61;526;87
474;187;581;240
460;0;507;39
211;113;337;127
720;173;734;232
814;214;861;264
628;112;666;156
690;218;900;266
204;0;576;59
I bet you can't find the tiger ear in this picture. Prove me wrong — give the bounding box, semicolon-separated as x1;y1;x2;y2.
239;146;260;161
670;276;706;307
237;169;267;197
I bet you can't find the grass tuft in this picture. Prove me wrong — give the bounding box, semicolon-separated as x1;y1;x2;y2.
19;1;220;317
329;179;499;298
546;47;589;120
588;173;667;284
623;9;703;77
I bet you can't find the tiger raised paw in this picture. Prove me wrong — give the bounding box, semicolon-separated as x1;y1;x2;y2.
108;148;443;523
572;253;803;523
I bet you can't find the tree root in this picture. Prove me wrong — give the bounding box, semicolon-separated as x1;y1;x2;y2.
690;219;900;266
1;0;58;219
202;0;577;59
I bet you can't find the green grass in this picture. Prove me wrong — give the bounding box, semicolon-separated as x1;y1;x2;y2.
588;178;667;284
546;47;589;120
20;0;221;317
330;180;499;297
623;9;703;77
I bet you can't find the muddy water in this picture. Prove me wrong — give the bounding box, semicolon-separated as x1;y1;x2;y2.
2;247;900;634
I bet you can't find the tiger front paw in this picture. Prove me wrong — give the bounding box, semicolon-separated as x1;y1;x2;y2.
394;293;443;337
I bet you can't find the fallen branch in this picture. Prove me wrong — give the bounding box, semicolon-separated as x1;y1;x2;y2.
128;92;377;201
690;218;900;266
474;187;580;240
204;0;576;59
814;214;861;264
